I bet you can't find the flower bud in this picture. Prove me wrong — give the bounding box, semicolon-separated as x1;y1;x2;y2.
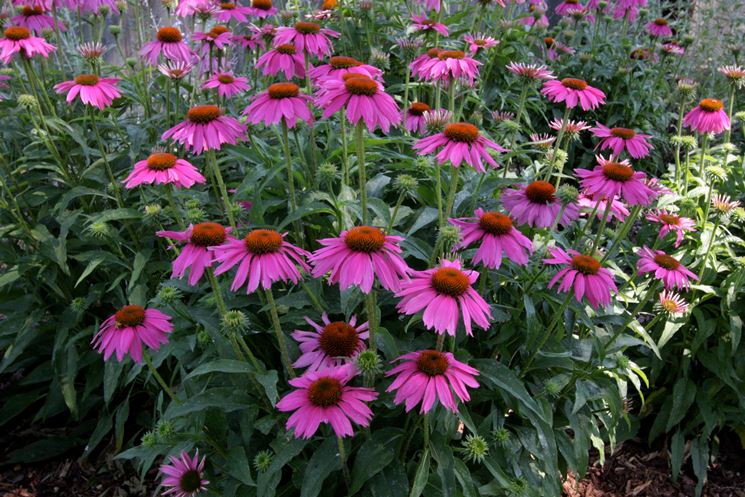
556;184;579;205
253;450;273;472
460;434;489;464
317;161;337;184
70;297;87;313
87;221;111;238
186;207;206;224
17;94;38;110
109;25;121;36
221;310;249;335
144;203;163;217
141;431;157;447
355;349;382;379
157;286;182;304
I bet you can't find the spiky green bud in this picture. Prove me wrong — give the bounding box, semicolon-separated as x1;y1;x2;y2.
141;431;157;447
17;94;38;110
318;162;337;184
355;349;382;379
393;174;419;196
157;286;182;305
221;310;249;335
556;185;579;205
460;434;489;464
253;450;273;472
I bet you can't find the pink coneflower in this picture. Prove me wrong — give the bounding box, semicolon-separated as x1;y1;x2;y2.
491;110;515;122
211;228;310;293
522;4;549;28
124;152;206;189
410;48;442;79
158;60;194;80
506;61;555;81
405;101;431;133
395;259;491;336
711;194;741;214
541;77;606;111
291;313;368;371
162;105;246;154
645;177;673;196
413;122;507;173
91;305;172;363
575;155;656;206
53;74;121;110
309;55;382;83
215;1;253;22
577;193;629;222
645;210;696;248
555;0;584;16
0;26;55;64
658;290;688;315
233;24;273;51
450;209;533;269
718;65;745;87
423;108;453;132
242;82;313;128
141;27;192;65
662;42;685;56
160;450;209;497
637;247;698;290
613;0;645;22
464;33;499;54
549;118;591;140
501;180;580;228
309;226;410;293
273;21;339;58
410;15;449;37
276;364;377;438
317;74;401;133
683;99;731;135
77;42;105;59
530;133;556;148
646;18;672;37
590;123;653;159
69;0;119;14
419;49;481;85
157;223;232;285
202;72;250;98
415;0;441;12
543;36;574;61
256;43;305;79
544;247;616;309
385;349;479;413
248;0;278;18
193;25;233;52
175;0;218;17
11;6;63;34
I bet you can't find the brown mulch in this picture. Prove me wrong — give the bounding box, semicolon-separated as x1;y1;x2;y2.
0;455;155;497
563;439;745;497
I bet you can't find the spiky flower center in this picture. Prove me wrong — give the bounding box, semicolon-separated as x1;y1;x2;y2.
479;212;513;235
344;76;377;96
659;214;680;225
268;82;299;98
544;37;555;47
566;0;579;3
443;122;479;143
344;226;386;252
115;305;145;328
210;25;230;36
220;2;236;9
295;21;320;34
699;98;723;112
157;27;183;43
571;255;600;275
22;6;44;16
561;78;588;90
438;50;465;60
179;470;203;493
244;229;282;254
420;19;436;26
74;74;100;86
602;161;634;182
252;0;273;10
524;180;556;204
276;43;296;54
191;222;227;247
431;267;470;297
4;26;31;40
660;298;679;312
654;253;680;270
217;74;235;84
409;101;430;116
416;350;449;376
610;127;636;139
426;48;442;58
146;152;178;170
329;56;361;68
654;18;668;26
187;105;221;124
308;377;342;406
474;39;487;46
319;322;359;357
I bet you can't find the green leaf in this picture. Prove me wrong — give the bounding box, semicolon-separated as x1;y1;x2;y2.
255;370;279;406
350;438;396;494
670;430;684;482
226;445;255;486
666;378;696;431
186;359;254;379
257;437;308;497
408;449;430;497
300;437;341;497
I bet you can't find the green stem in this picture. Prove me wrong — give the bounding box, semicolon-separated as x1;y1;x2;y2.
164;185;184;229
340;111;350;187
443;166;460;223
206;150;236;230
601;205;642;263
387;191;406;232
591;199;614;252
264;287;296;378
697;217;720;282
355;122;369;224
724;84;736;144
337;437;351;488
280;120;303;242
548;107;573;183
521;292;573;375
435;162;444;226
143;353;180;404
365;290;378;353
698;134;709;178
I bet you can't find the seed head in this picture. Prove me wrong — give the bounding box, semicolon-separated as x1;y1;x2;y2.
221;310;249;335
157;285;182;305
254;450;273;472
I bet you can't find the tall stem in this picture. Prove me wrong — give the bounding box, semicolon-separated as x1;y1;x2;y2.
443;166;460;222
364;290;377;353
697;217;720;282
591;199;614;252
697;133;709;178
355;122;369;224
143;353;180;404
264;287;296;378
724;84;736;144
340;111;350;187
205;150;236;230
337;437;351;488
280;120;302;242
